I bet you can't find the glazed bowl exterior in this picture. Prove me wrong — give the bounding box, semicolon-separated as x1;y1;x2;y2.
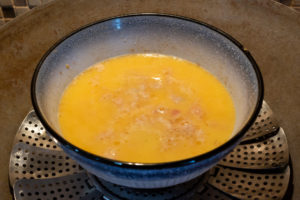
31;14;263;188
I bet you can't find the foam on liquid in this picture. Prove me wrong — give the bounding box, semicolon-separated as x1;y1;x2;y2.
58;54;235;163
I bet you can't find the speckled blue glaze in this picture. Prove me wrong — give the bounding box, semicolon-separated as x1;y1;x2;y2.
60;139;239;188
32;14;263;189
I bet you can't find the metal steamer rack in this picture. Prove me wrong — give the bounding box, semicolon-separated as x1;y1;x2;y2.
9;101;293;200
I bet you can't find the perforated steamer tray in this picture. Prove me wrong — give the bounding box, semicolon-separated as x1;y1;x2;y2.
9;101;293;200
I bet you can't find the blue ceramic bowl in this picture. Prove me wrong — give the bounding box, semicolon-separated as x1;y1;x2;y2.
31;14;263;188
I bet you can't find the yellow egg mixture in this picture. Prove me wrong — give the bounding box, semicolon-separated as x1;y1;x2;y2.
58;54;235;163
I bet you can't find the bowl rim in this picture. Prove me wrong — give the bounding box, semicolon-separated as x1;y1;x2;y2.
31;13;264;169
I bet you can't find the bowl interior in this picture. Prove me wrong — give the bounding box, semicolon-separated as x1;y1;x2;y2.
33;15;260;161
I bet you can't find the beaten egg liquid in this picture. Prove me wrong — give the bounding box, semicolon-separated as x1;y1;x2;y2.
58;54;235;163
